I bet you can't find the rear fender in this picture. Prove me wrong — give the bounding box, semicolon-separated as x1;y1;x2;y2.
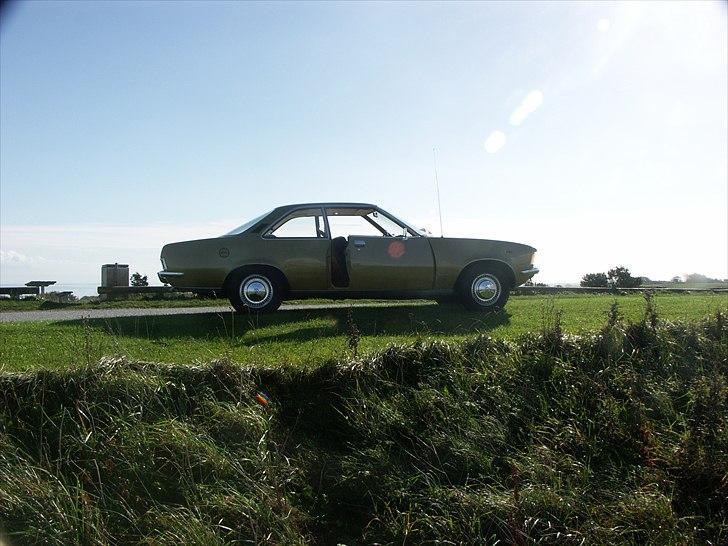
223;264;290;295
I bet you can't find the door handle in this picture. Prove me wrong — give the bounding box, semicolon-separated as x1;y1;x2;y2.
353;239;366;248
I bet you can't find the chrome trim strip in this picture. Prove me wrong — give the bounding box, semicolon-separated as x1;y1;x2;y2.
158;271;184;277
521;268;539;275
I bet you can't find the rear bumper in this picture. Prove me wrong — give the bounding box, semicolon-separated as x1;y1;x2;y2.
158;271;184;284
521;267;539;275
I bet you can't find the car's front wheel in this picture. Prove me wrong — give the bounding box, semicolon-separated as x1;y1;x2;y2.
227;271;282;314
458;268;510;311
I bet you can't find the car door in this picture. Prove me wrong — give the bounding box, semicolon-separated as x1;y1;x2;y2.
347;235;435;290
325;207;435;291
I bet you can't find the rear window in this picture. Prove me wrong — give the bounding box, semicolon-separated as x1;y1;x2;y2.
222;210;273;236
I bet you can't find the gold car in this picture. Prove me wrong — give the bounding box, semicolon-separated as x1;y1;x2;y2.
159;203;538;313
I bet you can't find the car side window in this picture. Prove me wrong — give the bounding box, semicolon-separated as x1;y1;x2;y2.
326;207;407;238
267;208;327;238
326;213;381;238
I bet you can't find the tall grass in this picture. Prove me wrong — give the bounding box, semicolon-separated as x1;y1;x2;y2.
1;305;726;544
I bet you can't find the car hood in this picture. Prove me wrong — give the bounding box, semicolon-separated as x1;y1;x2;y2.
439;237;536;253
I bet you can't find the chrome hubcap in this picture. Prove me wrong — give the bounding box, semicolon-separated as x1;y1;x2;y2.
471;274;500;305
240;275;272;308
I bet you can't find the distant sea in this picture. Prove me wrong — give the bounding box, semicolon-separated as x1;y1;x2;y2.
49;284;102;298
0;283;162;298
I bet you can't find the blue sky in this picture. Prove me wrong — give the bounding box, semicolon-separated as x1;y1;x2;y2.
1;0;726;288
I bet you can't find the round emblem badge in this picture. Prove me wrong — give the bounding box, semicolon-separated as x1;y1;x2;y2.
219;247;230;258
387;241;406;259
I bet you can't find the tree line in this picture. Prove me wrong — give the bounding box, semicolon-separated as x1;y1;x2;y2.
581;266;641;288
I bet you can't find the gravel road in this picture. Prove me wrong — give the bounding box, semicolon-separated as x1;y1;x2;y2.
0;305;234;323
0;302;408;323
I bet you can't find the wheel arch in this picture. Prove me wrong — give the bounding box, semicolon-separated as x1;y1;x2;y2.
455;259;516;289
223;264;290;295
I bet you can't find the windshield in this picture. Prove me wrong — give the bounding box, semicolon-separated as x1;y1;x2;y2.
382;210;426;236
221;209;273;236
402;217;428;236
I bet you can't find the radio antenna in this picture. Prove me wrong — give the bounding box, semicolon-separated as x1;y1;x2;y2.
432;147;444;237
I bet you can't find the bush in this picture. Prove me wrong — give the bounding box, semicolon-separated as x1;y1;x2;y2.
580;272;608;287
1;309;726;544
130;272;149;287
685;273;721;283
608;266;642;288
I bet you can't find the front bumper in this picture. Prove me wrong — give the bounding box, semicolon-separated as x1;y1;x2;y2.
158;271;184;284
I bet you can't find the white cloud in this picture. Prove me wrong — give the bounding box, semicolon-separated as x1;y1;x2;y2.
0;220;239;288
0;250;47;265
509;90;544;126
484;130;506;154
597;18;611;32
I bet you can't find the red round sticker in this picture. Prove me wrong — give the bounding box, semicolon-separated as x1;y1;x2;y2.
388;241;406;259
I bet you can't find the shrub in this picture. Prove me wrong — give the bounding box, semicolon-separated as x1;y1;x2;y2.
608;266;642;288
580;272;608;287
1;309;726;544
130;272;149;287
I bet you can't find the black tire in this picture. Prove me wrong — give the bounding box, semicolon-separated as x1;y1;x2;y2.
458;268;510;311
227;269;283;314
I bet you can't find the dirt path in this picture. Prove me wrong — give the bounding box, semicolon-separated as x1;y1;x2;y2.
0;302;410;323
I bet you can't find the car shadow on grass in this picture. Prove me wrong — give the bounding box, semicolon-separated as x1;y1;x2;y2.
57;303;512;343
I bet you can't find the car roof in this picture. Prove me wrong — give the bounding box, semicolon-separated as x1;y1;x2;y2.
273;202;378;213
231;202;421;237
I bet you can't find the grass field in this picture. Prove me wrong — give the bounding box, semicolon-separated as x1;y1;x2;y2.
1;293;726;372
1;302;726;544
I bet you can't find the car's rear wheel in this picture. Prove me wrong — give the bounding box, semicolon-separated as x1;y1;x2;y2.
458;268;510;311
227;271;282;314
